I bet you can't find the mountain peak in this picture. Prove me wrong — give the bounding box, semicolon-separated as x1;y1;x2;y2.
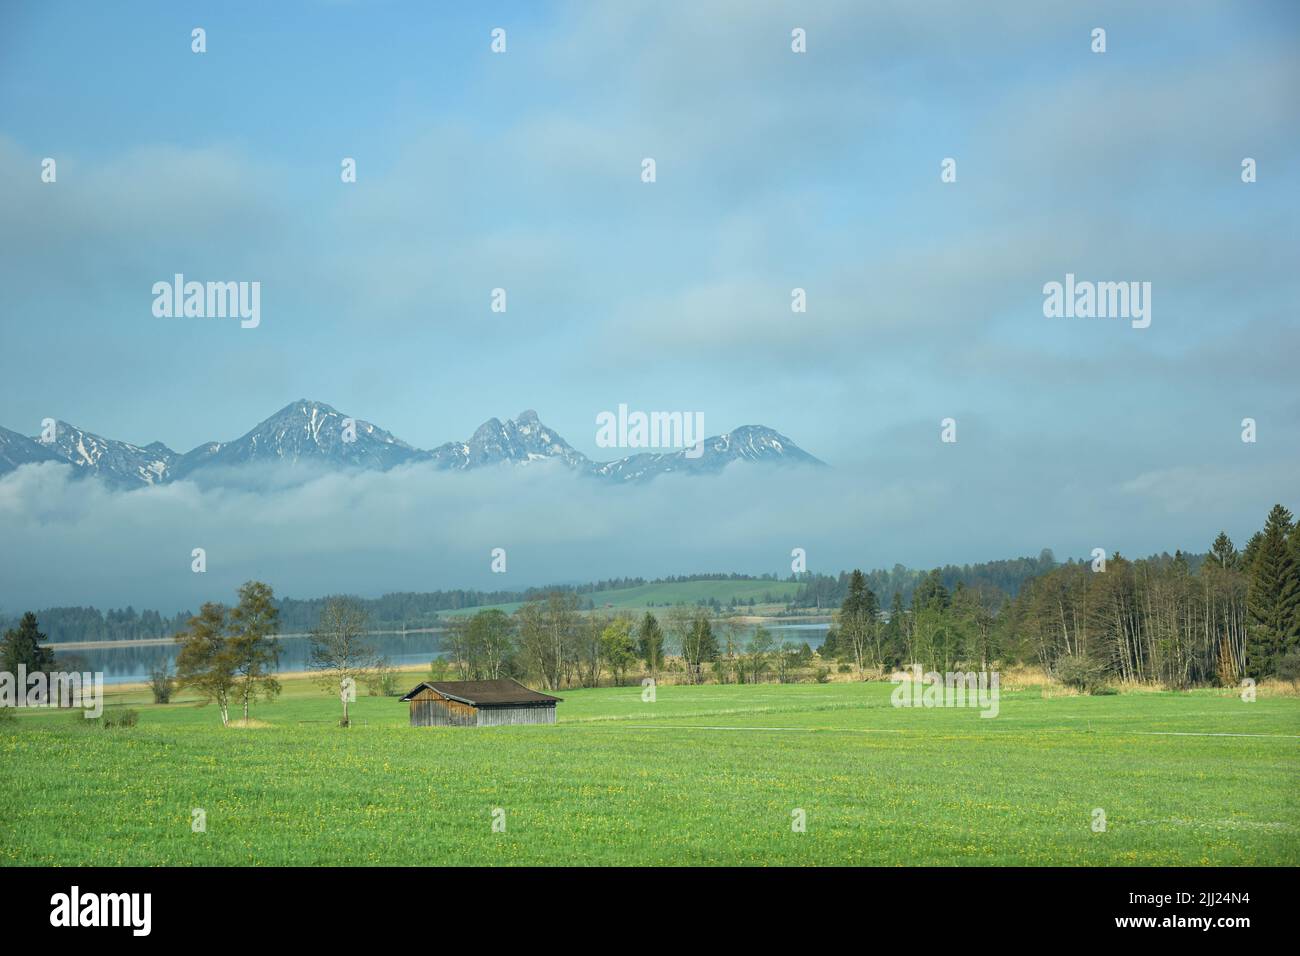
471;417;505;439
166;398;419;478
273;399;341;419
1;401;822;487
18;419;176;488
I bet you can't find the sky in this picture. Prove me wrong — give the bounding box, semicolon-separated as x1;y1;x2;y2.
1;1;1298;612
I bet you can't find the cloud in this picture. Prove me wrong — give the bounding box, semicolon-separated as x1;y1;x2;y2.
1;448;1290;613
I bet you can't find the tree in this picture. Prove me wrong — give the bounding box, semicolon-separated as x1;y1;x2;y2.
681;613;719;683
449;610;517;680
148;663;174;704
881;591;906;669
637;612;665;678
744;627;775;684
1055;652;1108;693
364;657;402;696
818;625;840;661
575;614;605;687
308;598;377;727
664;605;696;676
913;569;950;612
442;616;473;678
950;582;996;668
1;612;56;677
1241;532;1264;572
837;570;879;678
514;593;579;690
773;641;803;683
600;616;638;686
1210;531;1239;570
1246;504;1300;676
227;580;281;722
476;609;517;679
174;603;237;726
1203;532;1248;684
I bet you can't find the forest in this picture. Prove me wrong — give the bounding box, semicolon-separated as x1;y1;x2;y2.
820;504;1299;685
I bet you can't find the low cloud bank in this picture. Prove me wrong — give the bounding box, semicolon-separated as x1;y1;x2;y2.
0;455;1286;614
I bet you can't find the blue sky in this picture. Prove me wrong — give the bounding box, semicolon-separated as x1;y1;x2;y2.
1;1;1298;608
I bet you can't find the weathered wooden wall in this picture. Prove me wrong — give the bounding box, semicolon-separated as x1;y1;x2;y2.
409;689;477;727
476;704;557;726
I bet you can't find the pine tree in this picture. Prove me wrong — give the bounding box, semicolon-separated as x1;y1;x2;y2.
819;626;839;660
1210;531;1238;570
1242;531;1264;572
838;570;879;676
637;612;665;677
1;612;56;675
691;616;719;663
882;591;906;668
1286;517;1300;658
1246;505;1300;676
912;569;950;611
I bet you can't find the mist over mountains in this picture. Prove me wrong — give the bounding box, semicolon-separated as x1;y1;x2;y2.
0;400;823;489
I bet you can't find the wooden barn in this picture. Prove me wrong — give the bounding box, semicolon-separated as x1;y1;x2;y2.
400;678;561;727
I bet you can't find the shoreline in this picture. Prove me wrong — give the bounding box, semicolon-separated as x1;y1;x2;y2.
101;661;433;694
41;627;446;651
42;615;831;653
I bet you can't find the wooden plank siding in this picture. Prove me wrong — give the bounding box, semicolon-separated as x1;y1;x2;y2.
476;704;557;726
405;681;558;727
410;697;475;727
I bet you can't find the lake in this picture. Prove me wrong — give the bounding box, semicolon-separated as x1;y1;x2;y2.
48;622;829;685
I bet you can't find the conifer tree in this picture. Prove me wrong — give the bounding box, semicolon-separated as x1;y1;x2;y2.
1;612;56;676
637;612;665;678
1246;505;1300;676
1210;531;1238;570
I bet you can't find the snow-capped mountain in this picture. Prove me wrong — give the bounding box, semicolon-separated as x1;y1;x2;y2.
592;425;823;482
428;410;590;471
0;401;823;488
15;421;176;488
169;400;423;478
0;425;63;471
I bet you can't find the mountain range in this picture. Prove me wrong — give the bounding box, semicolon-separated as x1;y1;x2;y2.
0;400;824;489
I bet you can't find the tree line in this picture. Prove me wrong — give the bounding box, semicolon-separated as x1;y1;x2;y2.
11;572;792;642
818;504;1300;686
792;552;1060;612
442;596;819;690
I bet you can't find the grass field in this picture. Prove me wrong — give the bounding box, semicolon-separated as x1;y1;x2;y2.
2;678;1297;866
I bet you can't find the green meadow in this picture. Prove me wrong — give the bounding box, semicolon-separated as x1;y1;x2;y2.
2;679;1297;866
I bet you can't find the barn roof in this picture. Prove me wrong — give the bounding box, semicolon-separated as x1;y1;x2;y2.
400;678;562;706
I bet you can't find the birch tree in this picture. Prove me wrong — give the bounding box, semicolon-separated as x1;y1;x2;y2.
308;598;377;727
174;602;237;726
